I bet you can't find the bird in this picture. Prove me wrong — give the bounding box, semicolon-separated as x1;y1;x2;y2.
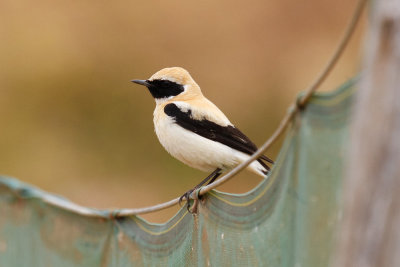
131;67;273;208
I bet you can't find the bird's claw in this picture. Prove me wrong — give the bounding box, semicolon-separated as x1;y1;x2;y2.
179;189;194;211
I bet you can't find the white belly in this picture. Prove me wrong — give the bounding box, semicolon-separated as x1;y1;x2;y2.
154;115;239;172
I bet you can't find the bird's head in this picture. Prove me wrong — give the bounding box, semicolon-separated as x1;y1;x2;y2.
131;67;202;104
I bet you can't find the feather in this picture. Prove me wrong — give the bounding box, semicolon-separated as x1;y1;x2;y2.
164;103;274;168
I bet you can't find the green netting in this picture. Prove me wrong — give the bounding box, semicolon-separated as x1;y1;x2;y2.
0;80;355;266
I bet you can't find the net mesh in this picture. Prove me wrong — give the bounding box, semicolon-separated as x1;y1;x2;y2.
0;80;355;266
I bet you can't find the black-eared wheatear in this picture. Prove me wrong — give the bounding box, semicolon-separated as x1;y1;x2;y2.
132;67;273;207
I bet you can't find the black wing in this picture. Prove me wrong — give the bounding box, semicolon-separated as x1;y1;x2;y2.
164;103;274;169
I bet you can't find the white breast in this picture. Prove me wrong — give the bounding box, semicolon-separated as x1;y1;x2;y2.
152;104;268;177
153;109;239;172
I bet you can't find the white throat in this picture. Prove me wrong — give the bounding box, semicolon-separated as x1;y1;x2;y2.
155;96;174;105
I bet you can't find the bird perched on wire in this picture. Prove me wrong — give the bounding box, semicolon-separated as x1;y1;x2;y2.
132;67;273;208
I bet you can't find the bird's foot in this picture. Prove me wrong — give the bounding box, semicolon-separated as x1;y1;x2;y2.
179;188;202;213
179;189;194;209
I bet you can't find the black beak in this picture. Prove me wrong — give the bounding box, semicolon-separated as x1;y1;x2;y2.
131;79;150;87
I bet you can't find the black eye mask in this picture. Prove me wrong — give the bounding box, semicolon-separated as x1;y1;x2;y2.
146;79;185;99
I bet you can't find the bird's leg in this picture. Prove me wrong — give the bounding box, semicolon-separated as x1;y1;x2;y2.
206;171;221;185
188;171;222;214
195;168;222;188
179;168;222;209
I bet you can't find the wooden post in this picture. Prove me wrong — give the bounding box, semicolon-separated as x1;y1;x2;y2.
333;0;400;266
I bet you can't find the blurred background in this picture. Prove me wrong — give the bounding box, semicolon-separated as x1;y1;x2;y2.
0;0;365;222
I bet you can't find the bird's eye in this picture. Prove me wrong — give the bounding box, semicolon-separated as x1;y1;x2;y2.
147;79;184;99
150;80;180;90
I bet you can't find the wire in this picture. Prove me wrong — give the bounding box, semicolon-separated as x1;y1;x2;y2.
297;0;367;108
115;0;367;217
